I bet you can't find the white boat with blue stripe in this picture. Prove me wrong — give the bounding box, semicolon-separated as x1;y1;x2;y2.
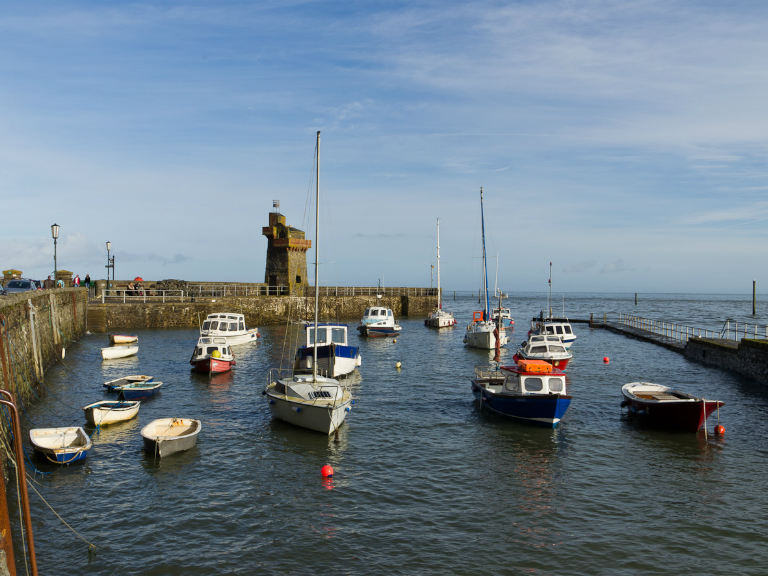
294;322;361;378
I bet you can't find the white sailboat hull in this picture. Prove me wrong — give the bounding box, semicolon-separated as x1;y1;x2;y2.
266;388;351;434
464;321;508;349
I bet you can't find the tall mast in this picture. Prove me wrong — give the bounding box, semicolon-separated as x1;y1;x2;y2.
548;260;552;319
480;187;490;319
313;130;320;380
436;218;441;310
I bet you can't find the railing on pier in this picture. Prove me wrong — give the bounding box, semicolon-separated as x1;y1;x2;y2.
98;284;436;303
187;283;288;297
315;286;437;297
616;313;768;344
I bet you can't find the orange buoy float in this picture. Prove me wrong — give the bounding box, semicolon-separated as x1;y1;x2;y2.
321;464;334;477
714;424;725;436
603;357;610;364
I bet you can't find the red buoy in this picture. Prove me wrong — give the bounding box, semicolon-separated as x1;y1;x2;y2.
714;424;725;436
321;464;334;477
603;357;610;364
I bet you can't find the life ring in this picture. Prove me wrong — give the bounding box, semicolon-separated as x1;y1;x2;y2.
472;311;483;322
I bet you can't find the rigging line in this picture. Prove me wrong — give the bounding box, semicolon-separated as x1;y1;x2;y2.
26;475;97;551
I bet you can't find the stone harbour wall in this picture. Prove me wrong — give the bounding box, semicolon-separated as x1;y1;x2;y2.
685;337;768;384
0;289;88;404
86;294;435;332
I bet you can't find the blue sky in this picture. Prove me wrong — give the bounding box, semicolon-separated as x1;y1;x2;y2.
2;0;767;294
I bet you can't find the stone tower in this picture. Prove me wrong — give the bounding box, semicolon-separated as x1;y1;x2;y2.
262;202;311;295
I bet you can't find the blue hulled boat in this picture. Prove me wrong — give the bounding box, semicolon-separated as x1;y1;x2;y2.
114;381;163;400
471;359;571;427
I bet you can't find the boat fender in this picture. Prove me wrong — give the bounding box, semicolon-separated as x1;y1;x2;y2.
620;400;628;408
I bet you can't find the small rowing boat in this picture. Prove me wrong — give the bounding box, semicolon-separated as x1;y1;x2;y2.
141;418;202;458
29;427;92;464
82;400;141;426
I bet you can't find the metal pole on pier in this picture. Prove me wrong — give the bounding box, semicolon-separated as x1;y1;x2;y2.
753;280;756;316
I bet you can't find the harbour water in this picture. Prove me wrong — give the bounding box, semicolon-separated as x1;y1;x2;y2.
11;292;768;575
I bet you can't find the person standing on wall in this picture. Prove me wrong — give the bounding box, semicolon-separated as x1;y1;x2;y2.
74;274;81;287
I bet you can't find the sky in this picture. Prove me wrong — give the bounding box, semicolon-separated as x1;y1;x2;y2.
2;0;767;294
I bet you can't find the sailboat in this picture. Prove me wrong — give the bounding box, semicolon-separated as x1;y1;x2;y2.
464;187;508;350
425;218;456;328
264;131;353;435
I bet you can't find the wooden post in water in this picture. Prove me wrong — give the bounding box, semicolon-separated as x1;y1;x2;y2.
634;292;638;306
753;280;756;316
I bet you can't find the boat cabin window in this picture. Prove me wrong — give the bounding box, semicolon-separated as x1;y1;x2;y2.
563;326;573;335
530;346;547;353
309;327;326;345
210;321;219;330
522;377;544;393
504;376;521;393
331;327;346;344
239;321;245;331
206;346;218;354
229;322;237;331
545;326;555;334
555;326;564;335
551;345;566;353
202;321;211;330
388;310;393;317
548;377;564;393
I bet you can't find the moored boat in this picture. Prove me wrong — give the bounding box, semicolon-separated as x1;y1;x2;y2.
471;359;571;427
529;316;577;348
294;322;361;378
141;418;202;458
200;312;259;345
464;188;508;350
103;374;154;392
113;380;163;400
265;131;353;435
29;426;92;464
109;334;138;345
82;400;141;426
513;334;573;370
358;306;402;337
621;382;724;432
265;370;352;435
190;336;235;374
101;344;139;360
425;218;456;329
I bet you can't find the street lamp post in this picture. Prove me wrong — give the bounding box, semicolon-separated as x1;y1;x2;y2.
106;241;112;289
51;223;60;285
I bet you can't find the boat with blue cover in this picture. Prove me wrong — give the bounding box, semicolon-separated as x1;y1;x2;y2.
294;322;361;378
103;374;154;392
471;359;571;427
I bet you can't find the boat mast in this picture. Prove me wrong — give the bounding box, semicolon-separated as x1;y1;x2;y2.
480;187;490;320
436;217;441;310
313;130;320;381
547;260;552;319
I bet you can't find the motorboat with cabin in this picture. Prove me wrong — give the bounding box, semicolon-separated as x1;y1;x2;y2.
200;312;259;345
513;334;573;370
294;322;361;378
358;306;402;337
529;315;577;348
471;359;571;427
190;336;235;374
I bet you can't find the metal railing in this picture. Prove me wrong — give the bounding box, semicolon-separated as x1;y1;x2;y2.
101;289;186;303
97;284;437;303
617;313;768;344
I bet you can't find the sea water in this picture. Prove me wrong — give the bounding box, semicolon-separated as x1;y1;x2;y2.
11;292;768;575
